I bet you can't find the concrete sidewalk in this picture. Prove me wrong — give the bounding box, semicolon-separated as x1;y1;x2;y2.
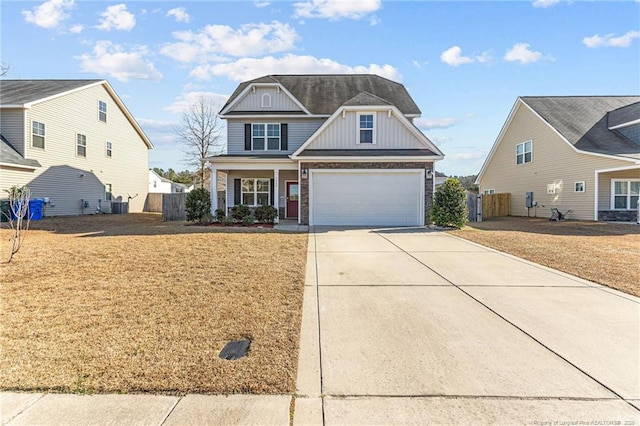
2;227;639;425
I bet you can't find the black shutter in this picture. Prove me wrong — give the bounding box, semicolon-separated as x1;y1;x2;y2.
281;123;288;150
234;179;241;204
270;178;275;206
244;124;251;150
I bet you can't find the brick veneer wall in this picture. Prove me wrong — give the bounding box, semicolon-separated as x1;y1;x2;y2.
300;161;434;225
598;210;638;222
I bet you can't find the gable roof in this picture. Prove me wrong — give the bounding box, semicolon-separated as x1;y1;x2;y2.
0;134;41;169
521;96;640;158
608;101;640;129
221;74;421;116
0;79;153;149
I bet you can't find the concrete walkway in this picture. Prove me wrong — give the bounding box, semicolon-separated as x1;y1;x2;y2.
2;227;639;425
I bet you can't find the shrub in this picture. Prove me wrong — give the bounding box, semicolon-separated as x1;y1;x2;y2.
214;208;226;222
230;204;251;221
220;216;234;226
254;205;278;223
431;178;468;229
185;188;211;223
242;215;254;226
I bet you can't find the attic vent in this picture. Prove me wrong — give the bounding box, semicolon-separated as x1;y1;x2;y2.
262;93;272;108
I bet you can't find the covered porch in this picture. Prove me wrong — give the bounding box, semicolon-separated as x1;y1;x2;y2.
595;164;640;222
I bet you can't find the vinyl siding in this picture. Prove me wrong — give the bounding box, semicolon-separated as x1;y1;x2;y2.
308;110;427;150
0;167;37;194
227;118;323;155
0;108;26;156
233;87;302;112
18;84;149;215
598;170;640;210
479;103;634;221
225;169;297;213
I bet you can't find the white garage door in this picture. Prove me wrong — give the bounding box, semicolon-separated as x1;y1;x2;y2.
310;170;424;226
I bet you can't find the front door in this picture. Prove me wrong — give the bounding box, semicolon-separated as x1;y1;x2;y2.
286;181;299;218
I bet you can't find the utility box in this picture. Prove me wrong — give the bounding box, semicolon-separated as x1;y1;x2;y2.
525;192;534;208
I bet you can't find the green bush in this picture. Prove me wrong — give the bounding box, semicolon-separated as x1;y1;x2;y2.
214;208;226;222
430;178;468;229
185;188;211;223
230;204;250;221
220;216;234;226
254;205;278;223
242;215;254;226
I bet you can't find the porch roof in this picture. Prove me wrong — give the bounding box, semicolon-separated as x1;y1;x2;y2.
296;148;440;157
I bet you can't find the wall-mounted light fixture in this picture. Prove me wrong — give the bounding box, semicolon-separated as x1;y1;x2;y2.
301;167;308;179
425;169;432;179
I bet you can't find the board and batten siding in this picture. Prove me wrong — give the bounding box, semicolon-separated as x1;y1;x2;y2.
479;103;633;221
16;83;149;215
232;87;303;112
0;108;26;156
226;118;323;155
308;110;427;150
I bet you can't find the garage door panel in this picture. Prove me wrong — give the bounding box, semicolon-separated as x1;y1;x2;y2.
311;171;423;226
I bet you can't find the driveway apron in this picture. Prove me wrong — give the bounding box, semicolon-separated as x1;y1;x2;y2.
294;227;640;425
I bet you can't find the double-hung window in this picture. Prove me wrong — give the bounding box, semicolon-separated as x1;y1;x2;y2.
106;141;112;158
612;180;640;209
99;101;107;122
358;113;375;144
252;123;280;150
516;140;532;164
105;184;113;201
32;121;45;149
77;134;87;157
241;178;270;206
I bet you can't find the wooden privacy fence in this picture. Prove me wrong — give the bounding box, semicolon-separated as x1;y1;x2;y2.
144;193;163;213
162;193;186;221
482;193;510;219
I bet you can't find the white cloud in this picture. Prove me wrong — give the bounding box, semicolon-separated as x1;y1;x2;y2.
22;0;74;29
293;0;381;20
440;46;473;67
161;21;299;63
452;151;486;160
503;43;543;64
532;0;560;8
583;30;640;48
167;7;190;23
189;54;401;82
164;92;230;114
76;41;162;82
96;4;136;31
426;135;452;145
369;15;381;26
254;1;271;8
69;24;83;34
416;117;457;130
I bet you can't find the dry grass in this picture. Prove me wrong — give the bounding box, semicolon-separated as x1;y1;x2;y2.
0;214;308;395
449;217;640;297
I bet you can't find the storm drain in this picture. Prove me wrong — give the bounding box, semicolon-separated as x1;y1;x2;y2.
219;339;251;360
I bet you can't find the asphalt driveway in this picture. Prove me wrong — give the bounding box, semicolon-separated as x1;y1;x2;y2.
295;227;640;425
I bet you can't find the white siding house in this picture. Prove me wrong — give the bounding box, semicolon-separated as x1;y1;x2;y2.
0;80;152;216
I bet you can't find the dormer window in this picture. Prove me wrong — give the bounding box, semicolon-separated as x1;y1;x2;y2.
357;112;375;144
261;93;272;108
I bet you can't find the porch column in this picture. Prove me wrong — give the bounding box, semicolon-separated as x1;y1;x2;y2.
273;168;280;223
210;165;218;215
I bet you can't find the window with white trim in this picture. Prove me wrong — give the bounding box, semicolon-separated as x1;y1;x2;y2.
99;101;107;122
105;184;112;201
574;181;585;193
241;178;270;206
484;189;495;195
106;141;112;158
32;121;45;149
252;123;280;150
516;140;532;164
357;112;375;144
612;179;640;209
76;134;87;157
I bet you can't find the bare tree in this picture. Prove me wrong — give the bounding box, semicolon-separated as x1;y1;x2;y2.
2;186;31;263
175;97;224;189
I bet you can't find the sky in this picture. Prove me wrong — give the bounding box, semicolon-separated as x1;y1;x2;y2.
2;0;639;176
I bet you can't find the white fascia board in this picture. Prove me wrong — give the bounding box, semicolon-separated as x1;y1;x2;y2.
609;118;640;130
219;114;330;119
220;82;312;116
0;104;28;109
296;156;443;162
595;164;640;174
205;157;297;170
291;105;443;158
0;162;39;170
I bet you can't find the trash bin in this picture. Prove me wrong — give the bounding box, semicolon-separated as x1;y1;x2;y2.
0;199;9;222
28;198;44;220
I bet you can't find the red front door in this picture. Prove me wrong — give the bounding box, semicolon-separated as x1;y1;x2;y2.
286;181;299;218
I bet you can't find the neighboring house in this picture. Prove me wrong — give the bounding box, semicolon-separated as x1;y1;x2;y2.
0;80;152;215
476;96;640;221
435;171;447;188
148;169;188;193
205;74;444;226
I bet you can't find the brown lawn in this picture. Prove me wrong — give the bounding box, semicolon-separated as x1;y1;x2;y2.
449;217;640;297
0;214;308;394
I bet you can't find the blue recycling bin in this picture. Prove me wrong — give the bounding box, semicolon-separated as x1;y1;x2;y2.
28;198;44;220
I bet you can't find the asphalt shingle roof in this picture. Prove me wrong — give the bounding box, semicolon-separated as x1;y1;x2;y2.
222;75;421;116
0;80;102;105
0;134;41;168
521;96;640;159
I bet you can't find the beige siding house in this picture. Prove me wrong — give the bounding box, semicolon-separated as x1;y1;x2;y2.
205;74;444;226
0;80;152;216
477;96;640;221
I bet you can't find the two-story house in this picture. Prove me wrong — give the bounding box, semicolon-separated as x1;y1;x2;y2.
0;80;152;216
205;74;444;226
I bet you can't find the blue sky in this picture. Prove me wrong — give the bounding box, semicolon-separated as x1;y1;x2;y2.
2;0;639;176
